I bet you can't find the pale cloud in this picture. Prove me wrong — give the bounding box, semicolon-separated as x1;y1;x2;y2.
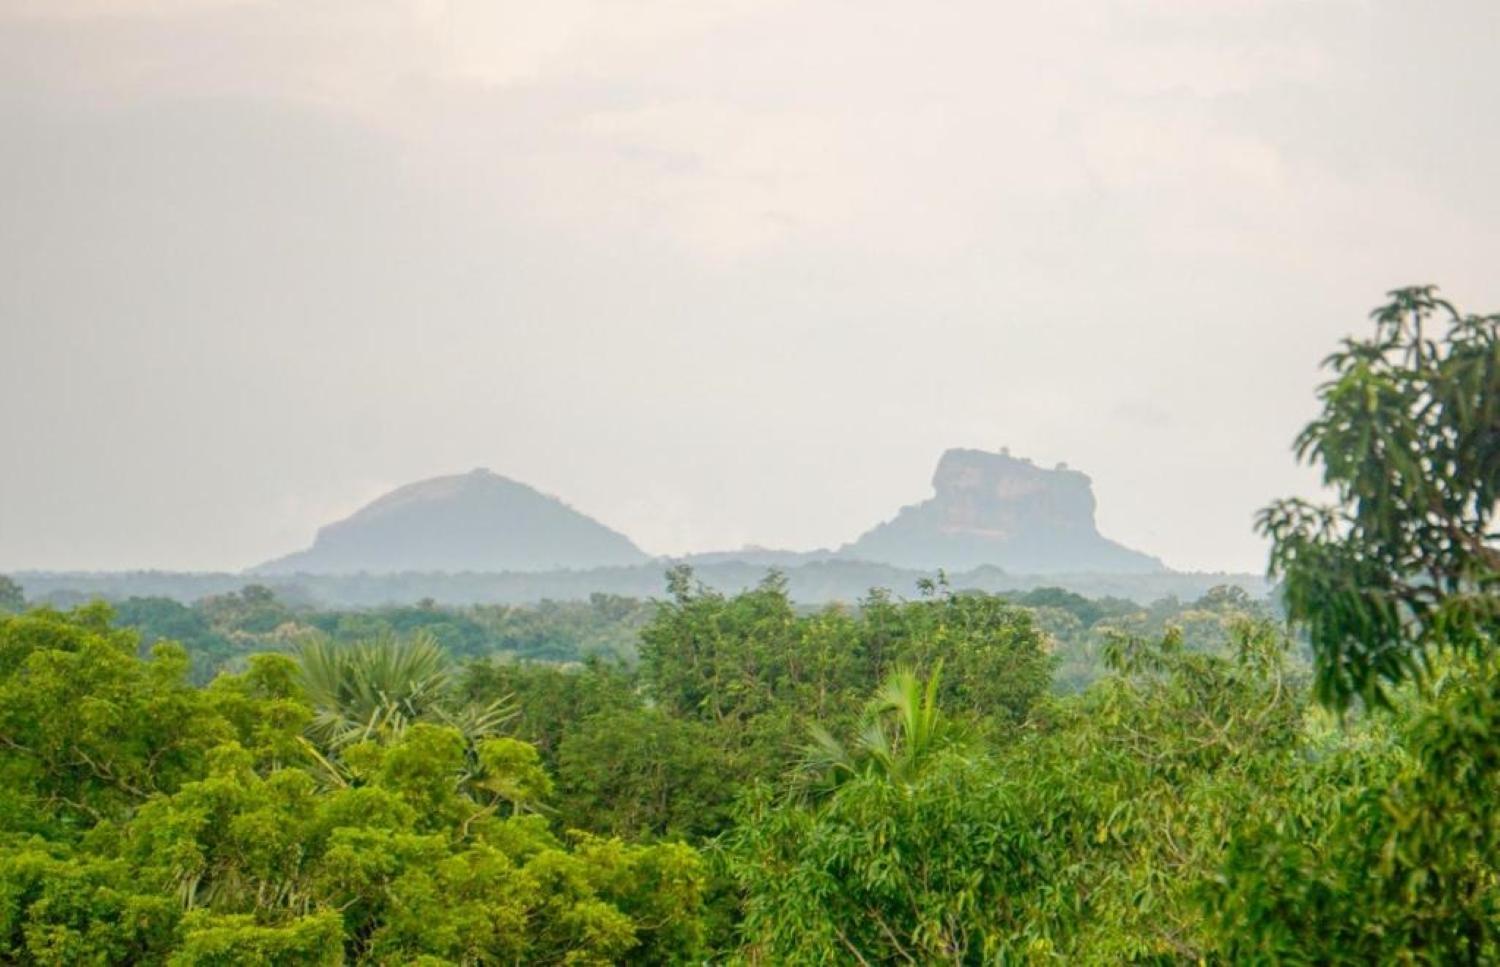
1;0;1497;572
572;98;869;258
4;0;251;19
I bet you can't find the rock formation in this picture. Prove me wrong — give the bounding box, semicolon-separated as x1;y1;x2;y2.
839;448;1163;573
253;469;647;574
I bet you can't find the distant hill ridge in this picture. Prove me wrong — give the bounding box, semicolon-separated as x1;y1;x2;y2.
253;468;647;574
254;449;1164;576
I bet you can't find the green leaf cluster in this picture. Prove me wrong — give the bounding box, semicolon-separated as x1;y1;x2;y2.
0;608;708;965
1259;286;1499;709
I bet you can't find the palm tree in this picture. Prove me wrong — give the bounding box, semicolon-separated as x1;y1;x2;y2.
799;661;964;798
296;632;512;753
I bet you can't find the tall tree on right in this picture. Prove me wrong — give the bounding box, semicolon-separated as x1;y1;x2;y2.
1258;285;1499;710
1210;288;1500;963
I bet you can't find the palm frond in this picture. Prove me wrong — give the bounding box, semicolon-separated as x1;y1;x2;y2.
296;632;503;753
797;663;960;799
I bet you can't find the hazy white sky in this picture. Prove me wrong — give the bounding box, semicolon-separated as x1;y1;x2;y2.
2;0;1497;573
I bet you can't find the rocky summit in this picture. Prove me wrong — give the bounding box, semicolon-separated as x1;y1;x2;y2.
253;469;647;574
839;448;1164;573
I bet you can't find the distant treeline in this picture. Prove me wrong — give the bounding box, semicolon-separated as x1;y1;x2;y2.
12;559;1268;609
100;588;652;684
0;569;1277;691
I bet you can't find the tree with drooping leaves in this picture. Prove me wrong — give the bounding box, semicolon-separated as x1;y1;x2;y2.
1258;285;1499;710
1211;287;1500;963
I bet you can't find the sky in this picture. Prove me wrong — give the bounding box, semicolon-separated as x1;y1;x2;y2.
2;0;1498;574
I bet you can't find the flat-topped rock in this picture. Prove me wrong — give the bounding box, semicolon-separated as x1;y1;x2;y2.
838;448;1163;573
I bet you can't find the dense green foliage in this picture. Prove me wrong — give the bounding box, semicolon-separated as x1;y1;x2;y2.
455;570;1057;848
1260;285;1500;710
1209;656;1500;963
1218;287;1500;963
1;287;1494;963
724;617;1309;963
0;608;706;964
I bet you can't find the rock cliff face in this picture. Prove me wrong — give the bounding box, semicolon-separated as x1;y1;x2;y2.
253;469;647;574
839;449;1163;573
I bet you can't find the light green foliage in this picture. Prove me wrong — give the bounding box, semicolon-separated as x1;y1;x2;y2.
0;605;231;832
641;570;807;729
114;726;702;963
169;910;344;966
0;844;179;963
473;735;554;812
859;582;1056;729
799;663;967;797
0;608;708;964
204;653;314;771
